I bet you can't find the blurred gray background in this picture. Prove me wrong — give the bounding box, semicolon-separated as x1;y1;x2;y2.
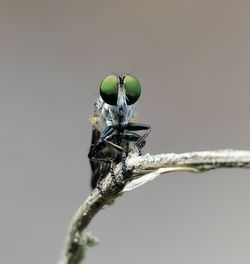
1;0;250;263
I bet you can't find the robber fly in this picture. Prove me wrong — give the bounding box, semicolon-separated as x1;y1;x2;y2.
88;74;151;189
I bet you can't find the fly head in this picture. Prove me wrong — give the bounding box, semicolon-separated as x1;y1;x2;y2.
99;74;141;126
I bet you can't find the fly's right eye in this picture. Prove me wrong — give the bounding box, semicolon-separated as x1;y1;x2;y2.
124;75;141;105
99;75;118;105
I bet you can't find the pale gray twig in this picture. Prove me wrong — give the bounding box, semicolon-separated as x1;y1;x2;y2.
58;149;250;264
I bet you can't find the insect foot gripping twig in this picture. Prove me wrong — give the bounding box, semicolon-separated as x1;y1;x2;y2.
59;149;250;264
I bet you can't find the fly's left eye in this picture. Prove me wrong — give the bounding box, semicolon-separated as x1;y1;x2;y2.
100;75;119;105
124;75;141;105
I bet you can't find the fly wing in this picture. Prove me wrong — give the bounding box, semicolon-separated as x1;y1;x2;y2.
89;126;111;189
89;97;109;188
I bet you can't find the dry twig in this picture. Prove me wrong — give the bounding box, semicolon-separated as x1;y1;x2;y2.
58;149;250;264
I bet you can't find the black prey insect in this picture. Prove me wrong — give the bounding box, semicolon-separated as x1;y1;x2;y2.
88;74;151;189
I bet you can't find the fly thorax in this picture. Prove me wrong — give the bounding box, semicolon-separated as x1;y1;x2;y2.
101;103;115;127
101;100;135;127
101;103;123;127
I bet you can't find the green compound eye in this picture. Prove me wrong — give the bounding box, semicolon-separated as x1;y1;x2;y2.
100;75;119;105
124;75;141;105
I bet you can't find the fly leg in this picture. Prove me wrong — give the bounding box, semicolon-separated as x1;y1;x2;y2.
107;129;149;181
89;156;117;192
125;123;151;152
88;126;126;190
117;131;142;178
93;126;124;151
120;131;141;153
88;126;124;161
123;141;130;172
